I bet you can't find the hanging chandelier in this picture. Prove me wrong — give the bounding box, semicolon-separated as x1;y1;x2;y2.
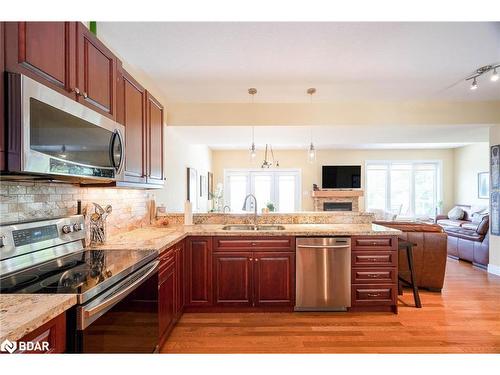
261;144;279;168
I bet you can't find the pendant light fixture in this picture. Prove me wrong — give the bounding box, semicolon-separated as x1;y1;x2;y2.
248;88;257;162
306;88;317;163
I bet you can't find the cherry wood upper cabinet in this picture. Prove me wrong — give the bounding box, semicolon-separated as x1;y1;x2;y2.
254;252;295;307
186;237;213;307
76;23;117;119
213;253;253;306
145;92;164;185
4;22;76;98
119;67;147;183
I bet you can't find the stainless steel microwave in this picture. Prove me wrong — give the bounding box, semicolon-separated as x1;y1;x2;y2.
4;73;125;182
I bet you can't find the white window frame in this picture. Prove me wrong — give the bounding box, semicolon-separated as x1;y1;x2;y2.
365;160;443;218
224;168;302;212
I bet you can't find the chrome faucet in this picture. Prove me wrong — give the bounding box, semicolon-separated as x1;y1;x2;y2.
222;205;231;213
242;194;258;229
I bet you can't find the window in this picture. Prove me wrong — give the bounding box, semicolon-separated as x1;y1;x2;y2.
224;169;301;212
366;161;441;218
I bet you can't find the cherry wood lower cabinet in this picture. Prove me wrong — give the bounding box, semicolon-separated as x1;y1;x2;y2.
350;235;399;313
211;237;295;309
185;237;213;307
158;241;185;346
13;313;66;353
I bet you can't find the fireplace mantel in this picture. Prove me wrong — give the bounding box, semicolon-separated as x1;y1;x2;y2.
311;190;364;212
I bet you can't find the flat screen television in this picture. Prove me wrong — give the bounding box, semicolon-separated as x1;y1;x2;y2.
322;165;361;189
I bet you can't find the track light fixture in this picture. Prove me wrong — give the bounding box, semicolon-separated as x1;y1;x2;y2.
466;64;499;91
470;77;478;90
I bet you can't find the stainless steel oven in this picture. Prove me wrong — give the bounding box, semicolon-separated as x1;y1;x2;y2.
5;73;125;182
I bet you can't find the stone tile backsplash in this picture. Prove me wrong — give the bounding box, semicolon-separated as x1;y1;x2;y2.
1;181;154;236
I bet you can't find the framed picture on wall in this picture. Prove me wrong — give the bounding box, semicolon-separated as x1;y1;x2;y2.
187;167;198;206
200;175;207;198
491;145;500;190
478;172;490;199
491;191;500;236
208;172;214;200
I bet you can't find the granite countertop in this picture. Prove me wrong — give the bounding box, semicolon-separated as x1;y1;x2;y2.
92;223;401;254
0;222;400;344
0;294;77;342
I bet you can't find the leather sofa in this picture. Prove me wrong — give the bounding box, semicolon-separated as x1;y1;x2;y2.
373;221;447;291
436;205;489;269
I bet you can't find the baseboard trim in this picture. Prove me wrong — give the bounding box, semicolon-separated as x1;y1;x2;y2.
487;263;500;276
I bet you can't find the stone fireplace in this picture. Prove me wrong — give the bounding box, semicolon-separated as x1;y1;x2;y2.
311;190;363;212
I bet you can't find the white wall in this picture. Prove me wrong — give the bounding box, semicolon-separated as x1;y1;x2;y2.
154;127;213;212
212;148;455;213
489;125;500;275
453;143;490;208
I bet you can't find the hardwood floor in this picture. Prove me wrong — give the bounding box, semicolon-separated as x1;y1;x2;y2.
161;259;500;353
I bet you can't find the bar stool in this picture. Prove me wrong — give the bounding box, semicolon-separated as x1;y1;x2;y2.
398;240;422;308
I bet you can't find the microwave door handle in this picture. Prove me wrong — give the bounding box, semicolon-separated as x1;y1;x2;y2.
109;130;124;173
79;260;159;328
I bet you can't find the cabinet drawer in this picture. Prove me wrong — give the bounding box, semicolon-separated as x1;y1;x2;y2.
352;251;397;267
352;284;396;306
213;237;294;251
352;267;397;284
159;248;175;271
352;236;396;250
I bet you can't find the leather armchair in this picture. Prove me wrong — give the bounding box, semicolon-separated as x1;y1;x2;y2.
373;221;447;291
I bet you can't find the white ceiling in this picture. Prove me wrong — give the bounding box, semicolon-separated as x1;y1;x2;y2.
98;22;500;103
169;124;491;150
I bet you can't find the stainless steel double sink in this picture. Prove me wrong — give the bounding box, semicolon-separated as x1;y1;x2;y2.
221;224;286;231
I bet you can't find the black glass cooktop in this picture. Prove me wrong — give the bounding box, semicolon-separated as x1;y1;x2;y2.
0;249;157;301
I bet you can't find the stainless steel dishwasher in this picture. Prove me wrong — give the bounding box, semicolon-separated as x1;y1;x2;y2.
295;237;351;311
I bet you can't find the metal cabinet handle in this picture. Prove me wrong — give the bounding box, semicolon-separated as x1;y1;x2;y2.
367;293;382;297
83;92;88;99
255;258;259;262
249;257;253;261
367;258;379;262
367;274;380;278
74;88;81;95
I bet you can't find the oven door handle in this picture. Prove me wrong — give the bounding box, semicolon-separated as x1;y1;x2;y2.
82;260;159;321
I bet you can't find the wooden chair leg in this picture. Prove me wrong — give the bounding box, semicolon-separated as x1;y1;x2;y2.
406;246;422;308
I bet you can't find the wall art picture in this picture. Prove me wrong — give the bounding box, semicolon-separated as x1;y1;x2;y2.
478;172;490;199
491;145;500;190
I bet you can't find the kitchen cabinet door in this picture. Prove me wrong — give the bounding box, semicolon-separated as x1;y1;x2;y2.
4;22;76;98
158;263;176;343
15;313;66;353
175;241;185;319
186;237;213;306
253;252;295;307
121;69;147;183
76;23;117;119
145;92;164;185
213;252;253;306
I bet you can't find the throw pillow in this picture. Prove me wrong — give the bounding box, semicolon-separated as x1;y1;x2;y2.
448;206;465;220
